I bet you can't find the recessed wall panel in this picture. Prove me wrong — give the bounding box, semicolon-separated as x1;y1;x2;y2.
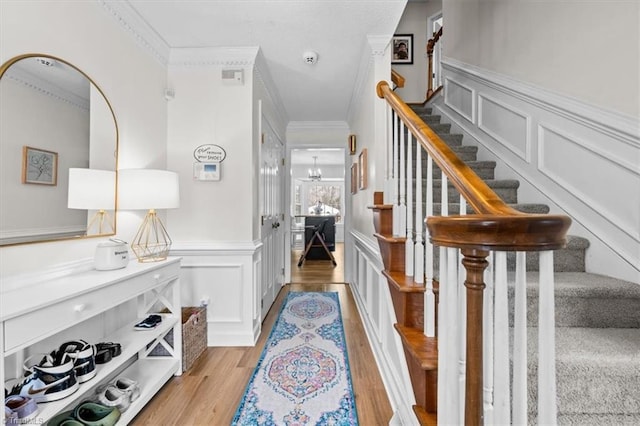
539;125;640;240
445;77;474;123
182;264;244;322
479;94;530;161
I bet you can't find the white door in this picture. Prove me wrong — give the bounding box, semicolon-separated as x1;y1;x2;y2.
260;116;285;321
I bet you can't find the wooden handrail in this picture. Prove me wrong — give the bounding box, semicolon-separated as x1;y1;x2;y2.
391;69;405;89
377;79;570;247
426;27;443;100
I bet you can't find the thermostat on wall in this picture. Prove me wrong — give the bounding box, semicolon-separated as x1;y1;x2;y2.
193;162;221;181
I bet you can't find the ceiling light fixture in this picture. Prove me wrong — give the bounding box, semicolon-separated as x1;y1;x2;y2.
308;156;322;181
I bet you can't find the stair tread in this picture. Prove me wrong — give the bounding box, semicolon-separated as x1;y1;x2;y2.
374;232;406;243
395;324;438;370
513;271;640;299
382;270;426;293
413;405;437;426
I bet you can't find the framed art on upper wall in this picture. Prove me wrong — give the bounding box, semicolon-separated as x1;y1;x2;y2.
22;146;58;185
358;148;368;190
350;163;358;194
392;34;413;65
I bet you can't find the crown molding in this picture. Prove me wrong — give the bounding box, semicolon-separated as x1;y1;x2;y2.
97;0;170;65
169;46;260;68
287;121;350;132
4;71;89;111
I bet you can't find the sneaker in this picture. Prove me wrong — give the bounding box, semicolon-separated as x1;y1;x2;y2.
8;353;78;403
112;377;140;403
134;314;162;330
58;340;97;383
4;395;38;423
73;401;120;426
96;384;130;413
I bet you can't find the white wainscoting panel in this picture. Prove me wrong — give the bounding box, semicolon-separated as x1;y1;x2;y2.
478;94;531;162
538;124;640;242
172;241;262;346
350;231;419;426
445;77;475;123
434;58;640;280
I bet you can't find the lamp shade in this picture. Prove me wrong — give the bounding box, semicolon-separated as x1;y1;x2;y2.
118;169;180;210
68;168;116;210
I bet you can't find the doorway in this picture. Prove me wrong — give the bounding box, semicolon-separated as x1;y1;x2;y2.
289;148;345;283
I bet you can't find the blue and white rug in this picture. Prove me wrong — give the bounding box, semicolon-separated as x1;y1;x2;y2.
233;292;358;425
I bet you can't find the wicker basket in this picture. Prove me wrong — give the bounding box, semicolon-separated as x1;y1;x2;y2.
181;306;207;372
148;307;207;372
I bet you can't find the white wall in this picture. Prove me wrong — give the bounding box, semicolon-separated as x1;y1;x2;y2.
443;0;640;117
166;49;256;242
393;0;443;103
0;1;168;277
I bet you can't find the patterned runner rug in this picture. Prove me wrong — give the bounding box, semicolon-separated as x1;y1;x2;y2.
232;291;358;425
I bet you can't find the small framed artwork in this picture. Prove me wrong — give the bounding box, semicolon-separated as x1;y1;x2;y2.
348;134;357;155
358;148;368;190
350;163;358;194
22;146;58;185
392;34;413;65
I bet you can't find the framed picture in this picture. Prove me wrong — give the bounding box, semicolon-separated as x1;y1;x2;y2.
350;163;358;194
358;148;368;190
392;34;413;65
22;146;58;185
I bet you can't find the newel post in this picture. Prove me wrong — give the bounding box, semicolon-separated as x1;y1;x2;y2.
461;248;489;426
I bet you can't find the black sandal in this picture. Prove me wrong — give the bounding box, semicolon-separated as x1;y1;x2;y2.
95;349;112;364
96;342;122;358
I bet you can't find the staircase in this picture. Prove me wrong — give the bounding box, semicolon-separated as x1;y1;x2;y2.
371;103;640;425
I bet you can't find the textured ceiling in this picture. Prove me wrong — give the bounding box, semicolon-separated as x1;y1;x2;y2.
124;0;408;123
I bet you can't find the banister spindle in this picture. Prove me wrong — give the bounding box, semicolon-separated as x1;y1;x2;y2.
461;248;489;426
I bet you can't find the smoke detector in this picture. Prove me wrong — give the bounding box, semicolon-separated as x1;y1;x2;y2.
303;51;318;65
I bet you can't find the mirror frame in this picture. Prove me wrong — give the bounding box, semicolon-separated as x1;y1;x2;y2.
0;53;119;246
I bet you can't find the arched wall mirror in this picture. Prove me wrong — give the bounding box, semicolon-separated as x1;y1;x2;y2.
0;54;119;246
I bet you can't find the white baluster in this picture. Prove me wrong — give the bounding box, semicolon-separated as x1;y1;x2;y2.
405;131;414;275
384;105;395;204
437;244;450;423
396;121;407;237
457;196;467;422
493;251;511;425
513;251;528;425
447;247;461;425
392;113;401;236
414;142;424;284
424;154;435;337
483;251;495;424
538;250;557;425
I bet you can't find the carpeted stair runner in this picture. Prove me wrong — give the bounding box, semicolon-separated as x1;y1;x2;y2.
409;104;640;424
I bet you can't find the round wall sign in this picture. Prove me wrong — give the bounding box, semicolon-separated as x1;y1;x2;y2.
194;144;226;162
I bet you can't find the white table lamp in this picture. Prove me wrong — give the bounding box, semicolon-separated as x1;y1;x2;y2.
68;168;116;235
118;169;180;262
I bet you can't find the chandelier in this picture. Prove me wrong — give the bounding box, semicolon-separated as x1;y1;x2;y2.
308;156;322;181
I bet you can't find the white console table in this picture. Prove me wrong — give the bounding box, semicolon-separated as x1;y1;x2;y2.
1;257;182;424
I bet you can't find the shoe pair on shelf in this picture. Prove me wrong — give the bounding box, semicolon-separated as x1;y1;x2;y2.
134;314;162;330
48;401;120;426
95;377;140;413
4;394;38;424
94;342;122;365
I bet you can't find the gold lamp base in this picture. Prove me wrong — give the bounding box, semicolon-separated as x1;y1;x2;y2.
131;209;172;262
86;210;114;236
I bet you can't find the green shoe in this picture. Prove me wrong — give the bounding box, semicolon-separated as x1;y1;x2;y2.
48;410;83;426
73;401;120;426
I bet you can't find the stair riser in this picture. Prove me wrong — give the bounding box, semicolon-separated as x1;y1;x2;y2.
404;349;438;413
375;236;406;273
387;281;425;330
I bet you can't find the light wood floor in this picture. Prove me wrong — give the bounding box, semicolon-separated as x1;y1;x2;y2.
290;242;344;283
132;282;393;425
